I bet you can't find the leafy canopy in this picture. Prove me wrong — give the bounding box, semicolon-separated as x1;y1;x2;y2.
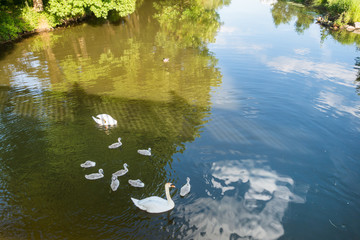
47;0;136;19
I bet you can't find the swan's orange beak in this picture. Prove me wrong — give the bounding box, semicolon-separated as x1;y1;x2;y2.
170;184;175;188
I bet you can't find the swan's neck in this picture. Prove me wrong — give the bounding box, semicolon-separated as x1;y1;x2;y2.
165;185;174;206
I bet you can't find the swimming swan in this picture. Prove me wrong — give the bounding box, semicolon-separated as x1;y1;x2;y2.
92;114;117;126
111;175;120;191
85;169;104;180
112;163;128;177
137;148;151;156
108;137;122;149
180;177;191;197
131;182;175;213
80;160;96;168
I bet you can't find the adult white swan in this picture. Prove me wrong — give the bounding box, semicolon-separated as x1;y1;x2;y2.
131;183;175;213
92;114;117;126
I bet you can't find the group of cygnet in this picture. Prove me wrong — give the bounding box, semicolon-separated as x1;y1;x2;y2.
82;114;190;213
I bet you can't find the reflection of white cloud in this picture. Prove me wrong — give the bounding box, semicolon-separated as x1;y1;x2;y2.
219;26;237;33
316;91;360;118
213;39;268;54
259;0;278;5
180;160;307;240
294;48;310;55
267;56;357;87
235;44;266;52
212;161;249;186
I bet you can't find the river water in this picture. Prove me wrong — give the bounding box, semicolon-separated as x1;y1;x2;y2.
0;0;359;239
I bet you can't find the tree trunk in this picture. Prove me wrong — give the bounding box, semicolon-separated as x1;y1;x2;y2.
33;0;44;12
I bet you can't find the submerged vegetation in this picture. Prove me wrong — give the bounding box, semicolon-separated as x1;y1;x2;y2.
0;0;137;43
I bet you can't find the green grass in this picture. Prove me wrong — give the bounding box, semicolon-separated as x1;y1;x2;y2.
313;0;360;24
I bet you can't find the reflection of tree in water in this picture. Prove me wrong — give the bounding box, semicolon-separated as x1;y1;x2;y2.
153;0;231;48
0;0;224;106
271;0;314;34
0;0;228;238
270;1;360;99
270;0;360;47
320;28;360;48
355;55;360;94
0;83;210;238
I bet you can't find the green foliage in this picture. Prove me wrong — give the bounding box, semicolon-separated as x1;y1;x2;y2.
0;0;136;43
321;0;360;24
47;0;136;19
21;6;41;28
0;6;33;42
309;0;360;24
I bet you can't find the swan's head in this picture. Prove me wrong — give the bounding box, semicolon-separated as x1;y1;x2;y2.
99;169;104;174
124;163;128;168
118;137;122;142
112;175;117;181
166;182;175;188
186;177;190;183
148;148;151;151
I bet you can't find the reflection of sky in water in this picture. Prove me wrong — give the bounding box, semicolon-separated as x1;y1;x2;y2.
260;0;278;5
212;0;360;124
294;48;310;55
315;91;360;118
179;160;307;240
266;56;357;87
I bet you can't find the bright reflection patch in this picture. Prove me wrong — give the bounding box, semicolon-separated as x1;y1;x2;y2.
315;91;360;118
267;56;357;87
179;159;307;240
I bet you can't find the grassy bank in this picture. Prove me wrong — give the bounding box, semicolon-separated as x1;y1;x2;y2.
0;0;136;43
295;0;360;25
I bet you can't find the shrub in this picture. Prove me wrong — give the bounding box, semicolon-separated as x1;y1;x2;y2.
0;6;32;42
313;0;360;24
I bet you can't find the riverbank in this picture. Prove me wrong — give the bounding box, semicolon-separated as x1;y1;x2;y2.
316;16;360;33
294;0;360;27
0;0;136;44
